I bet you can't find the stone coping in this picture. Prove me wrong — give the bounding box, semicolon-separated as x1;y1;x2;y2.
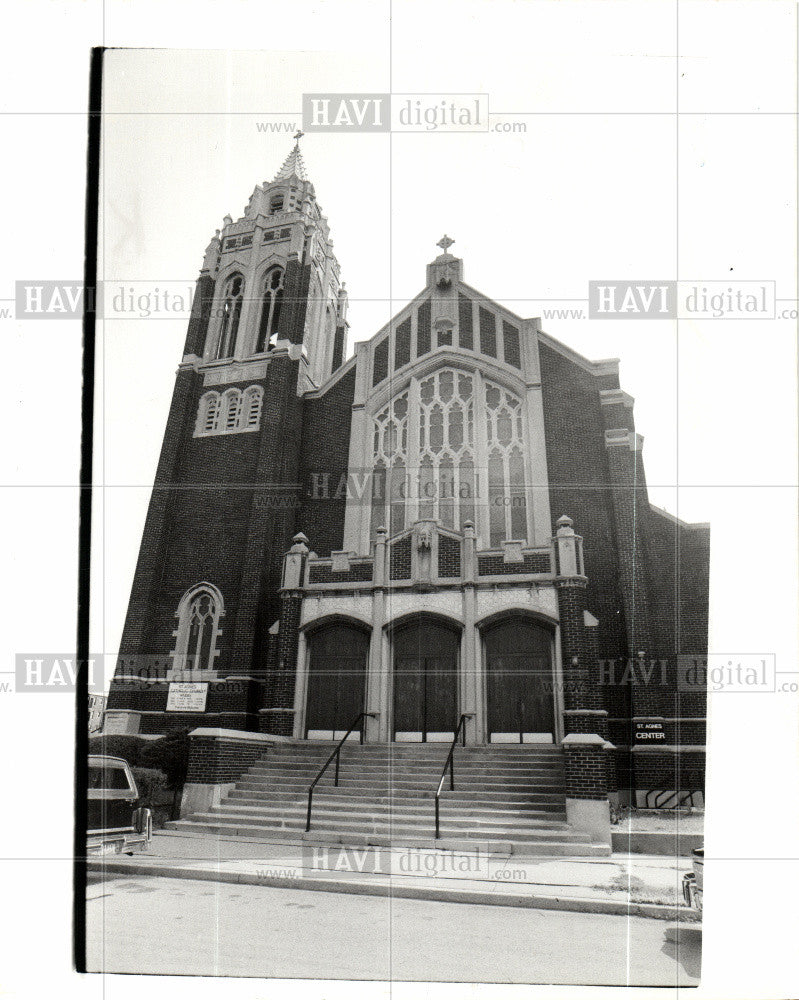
188;727;290;744
561;733;607;747
631;744;706;753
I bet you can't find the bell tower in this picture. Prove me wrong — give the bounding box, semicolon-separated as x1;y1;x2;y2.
196;134;349;386
105;140;351;737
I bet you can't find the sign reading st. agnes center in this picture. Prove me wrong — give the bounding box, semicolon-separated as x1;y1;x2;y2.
634;720;666;742
166;682;208;712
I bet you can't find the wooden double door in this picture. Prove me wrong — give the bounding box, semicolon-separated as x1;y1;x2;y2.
393;621;459;742
485;620;555;743
305;624;368;739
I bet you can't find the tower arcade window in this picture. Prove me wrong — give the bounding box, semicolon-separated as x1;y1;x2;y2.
256;267;285;352
270;195;284;214
215;273;244;360
195;386;264;436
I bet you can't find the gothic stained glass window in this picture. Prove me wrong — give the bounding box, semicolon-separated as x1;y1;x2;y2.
174;585;223;673
371;392;409;537
186;592;215;670
369;367;529;546
485;382;528;546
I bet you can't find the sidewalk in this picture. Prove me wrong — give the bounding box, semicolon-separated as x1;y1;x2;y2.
87;830;700;922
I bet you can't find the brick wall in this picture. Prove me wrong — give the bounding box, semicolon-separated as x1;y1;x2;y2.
185;734;270;784
633;750;706;791
113;273;314;727
183;273;216;356
296;365;357;557
477;552;550;576
538;343;630;733
563;743;608;800
140;711;257;735
539;341;709;787
437;535;461;577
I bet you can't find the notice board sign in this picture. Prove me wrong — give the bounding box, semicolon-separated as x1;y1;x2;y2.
166;682;208;712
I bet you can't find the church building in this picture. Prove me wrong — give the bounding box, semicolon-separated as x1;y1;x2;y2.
105;142;709;843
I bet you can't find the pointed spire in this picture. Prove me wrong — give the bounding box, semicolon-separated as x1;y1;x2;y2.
272;134;308;183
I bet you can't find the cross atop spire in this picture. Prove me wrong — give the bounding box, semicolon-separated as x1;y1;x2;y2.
436;234;455;255
272;139;308;182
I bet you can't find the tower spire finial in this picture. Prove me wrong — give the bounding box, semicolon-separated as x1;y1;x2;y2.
437;234;455;256
272;137;309;183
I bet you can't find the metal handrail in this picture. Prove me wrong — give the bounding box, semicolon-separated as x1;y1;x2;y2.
305;712;376;832
434;714;473;839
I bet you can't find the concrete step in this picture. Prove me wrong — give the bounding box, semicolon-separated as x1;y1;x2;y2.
243;772;565;788
165;820;610;857
248;762;565;776
259;753;563;767
234;781;567;800
171;739;604;856
192;809;588;841
209;802;571;830
258;742;561;752
235;779;567;795
225;791;568;817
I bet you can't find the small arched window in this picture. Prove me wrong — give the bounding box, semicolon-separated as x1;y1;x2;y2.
222;388;243;430
196;391;221;434
215;273;244;360
173;584;224;673
256;267;285;352
243;385;264;428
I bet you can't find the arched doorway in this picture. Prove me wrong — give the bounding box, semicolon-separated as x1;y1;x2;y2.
484;618;556;743
393;619;459;742
305;623;369;739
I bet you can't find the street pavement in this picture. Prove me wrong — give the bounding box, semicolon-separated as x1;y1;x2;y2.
85;872;701;984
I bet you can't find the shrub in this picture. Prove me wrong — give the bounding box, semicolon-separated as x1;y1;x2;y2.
88;734;146;766
130;766;173;828
130;766;169;806
139;729;191;789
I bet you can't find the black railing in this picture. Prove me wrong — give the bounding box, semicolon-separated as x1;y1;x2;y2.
434;714;473;839
305;712;377;832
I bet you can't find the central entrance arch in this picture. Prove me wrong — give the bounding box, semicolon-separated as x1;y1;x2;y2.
392;618;459;742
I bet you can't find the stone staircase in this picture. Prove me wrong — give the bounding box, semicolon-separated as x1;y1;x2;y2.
168;741;610;856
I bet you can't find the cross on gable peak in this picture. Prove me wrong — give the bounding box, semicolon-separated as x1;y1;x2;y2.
436;234;455;254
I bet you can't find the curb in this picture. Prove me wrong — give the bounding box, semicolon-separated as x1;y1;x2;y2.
611;831;704;857
87;859;700;922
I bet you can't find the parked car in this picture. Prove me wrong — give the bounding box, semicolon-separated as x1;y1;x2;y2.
682;847;704;911
87;755;152;856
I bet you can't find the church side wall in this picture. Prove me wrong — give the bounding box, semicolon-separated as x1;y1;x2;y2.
538;342;629;667
296;365;357;557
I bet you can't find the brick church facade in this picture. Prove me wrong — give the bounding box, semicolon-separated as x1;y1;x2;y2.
106;142;709;822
